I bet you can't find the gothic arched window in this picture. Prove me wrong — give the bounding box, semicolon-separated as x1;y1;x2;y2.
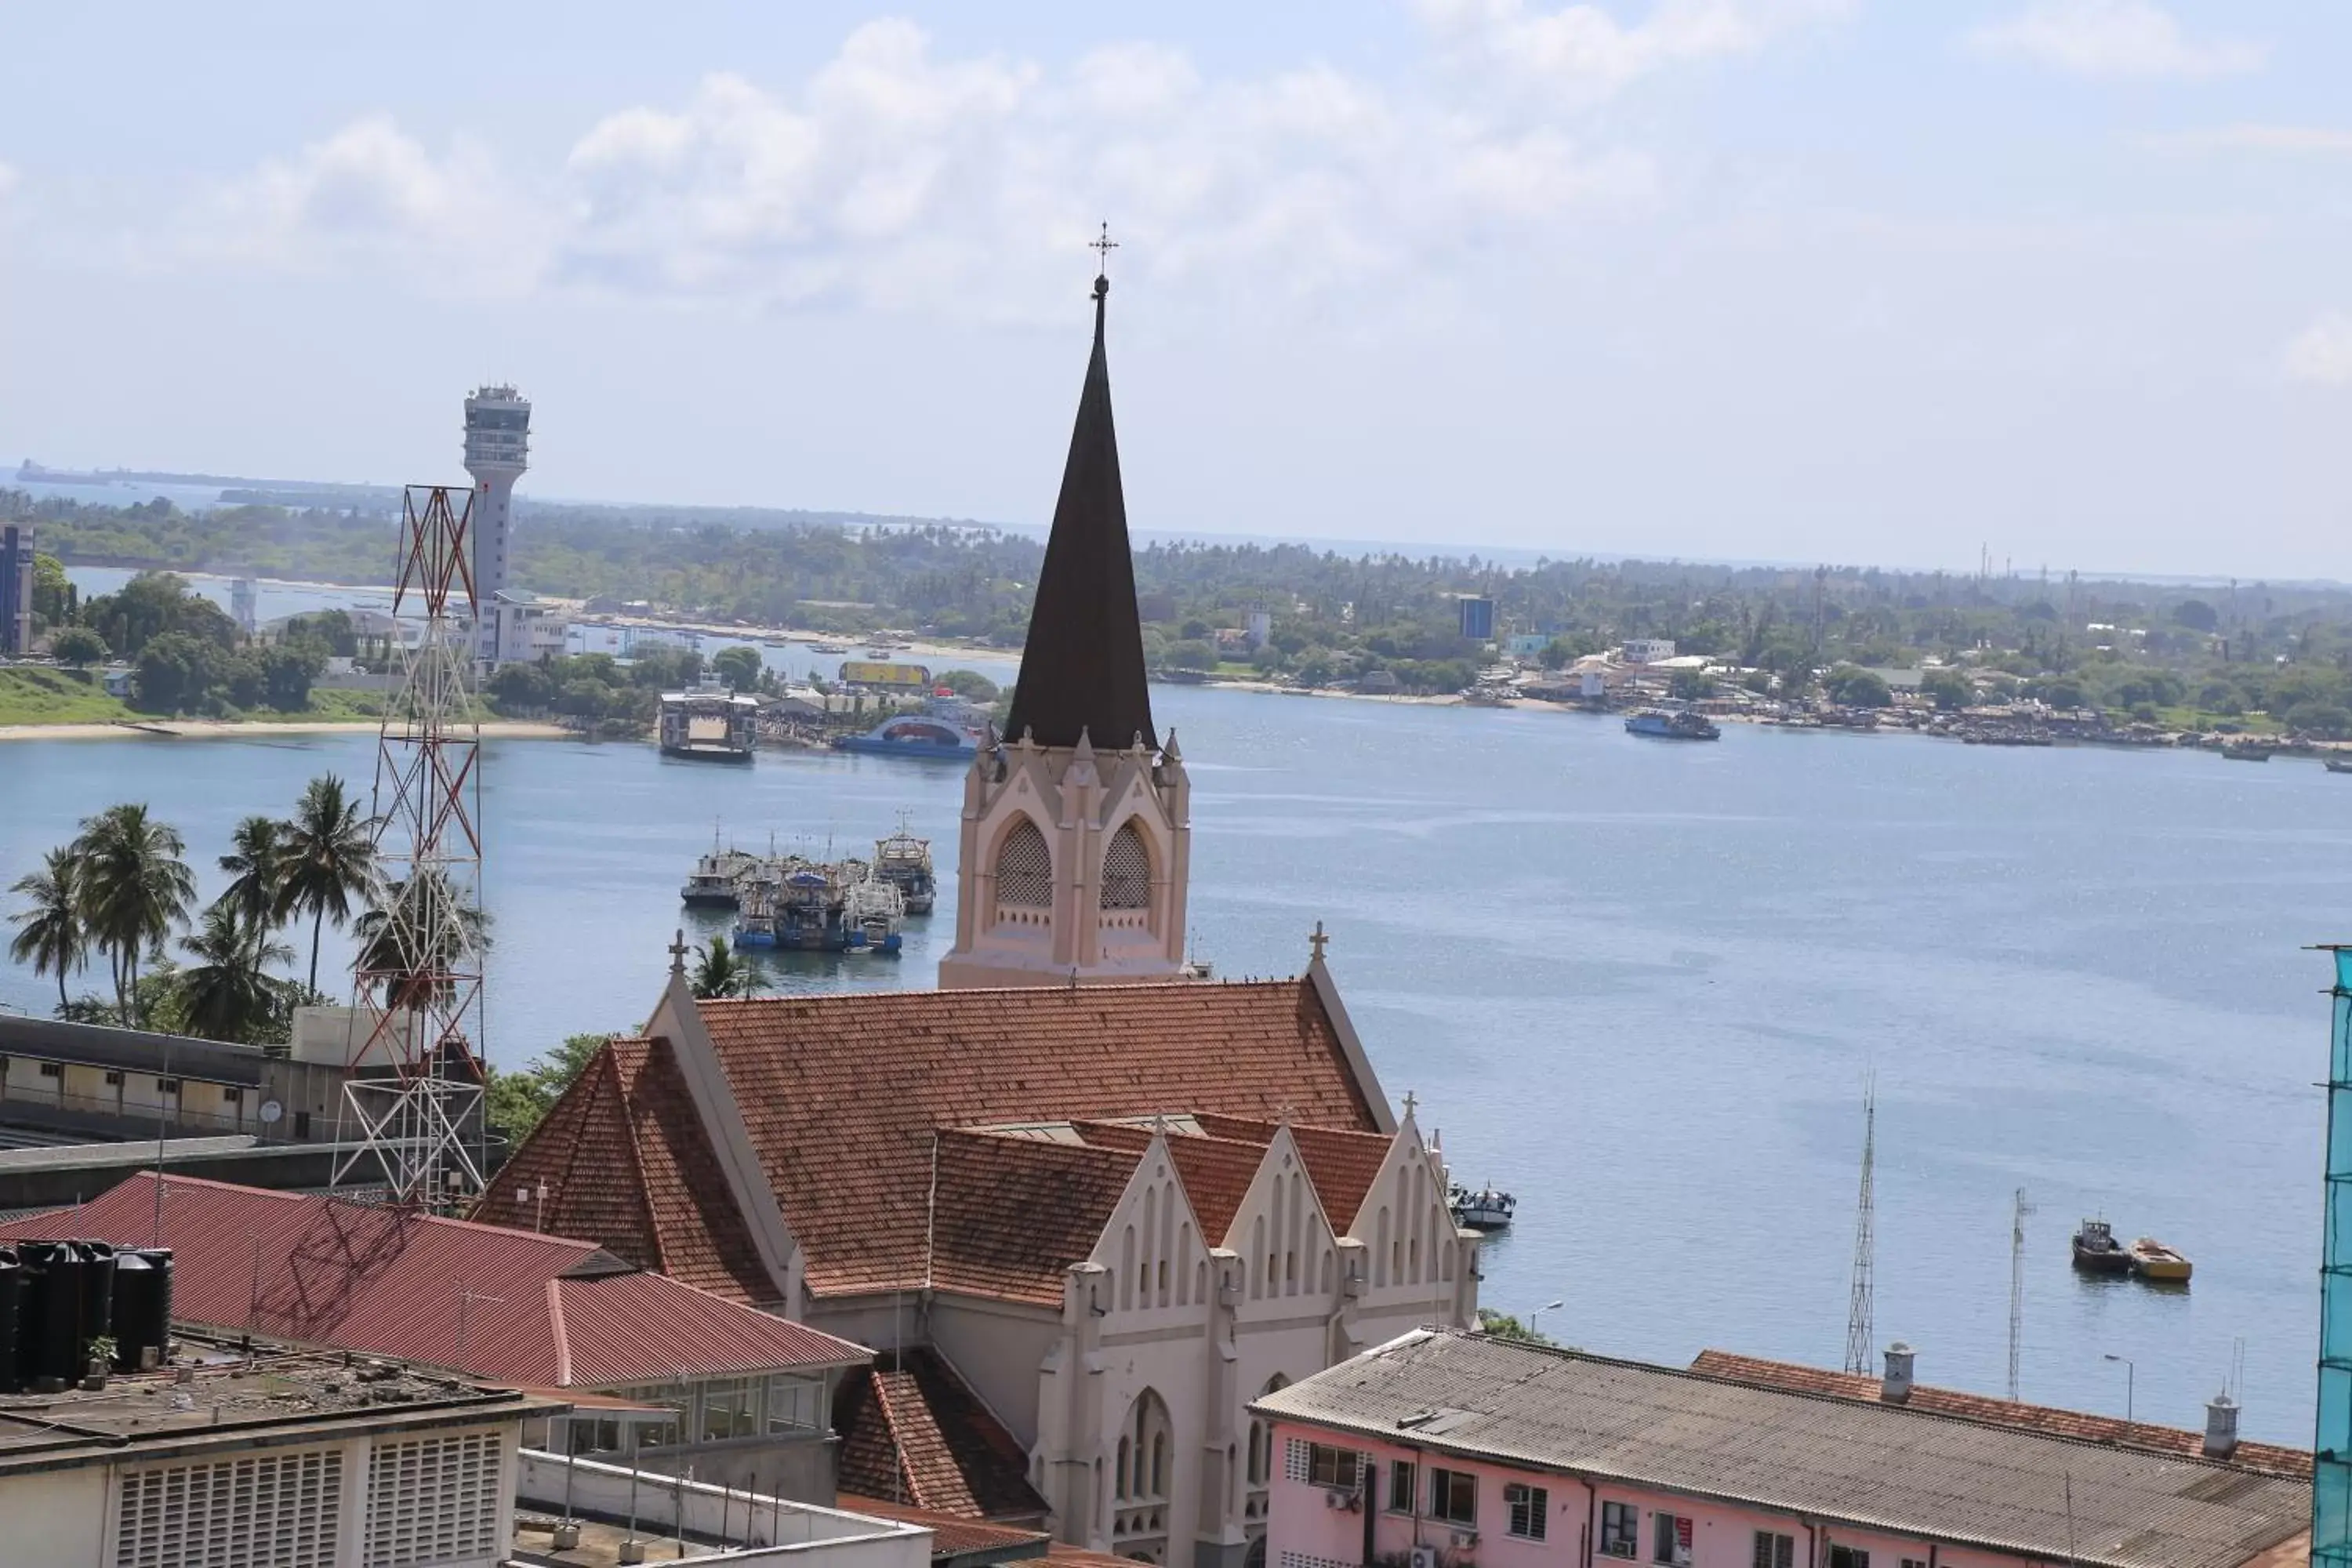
1122;1389;1174;1503
1101;822;1152;910
996;818;1053;908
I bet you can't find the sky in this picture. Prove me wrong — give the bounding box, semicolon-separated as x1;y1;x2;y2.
1;1;2348;577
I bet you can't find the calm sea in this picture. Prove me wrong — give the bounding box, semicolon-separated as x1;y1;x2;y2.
2;648;2344;1445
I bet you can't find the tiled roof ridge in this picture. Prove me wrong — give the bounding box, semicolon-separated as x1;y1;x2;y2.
545;1277;572;1388
615;1040;670;1277
696;977;1303;1010
876;1367;971;1513
1381;1330;2300;1479
136;1168;597;1259
1690;1348;2311;1477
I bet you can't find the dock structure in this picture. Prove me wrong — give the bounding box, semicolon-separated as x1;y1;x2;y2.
2319;945;2352;1568
659;688;761;760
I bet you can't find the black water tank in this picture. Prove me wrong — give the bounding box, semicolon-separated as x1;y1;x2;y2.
109;1250;172;1373
0;1248;20;1394
16;1241;79;1387
73;1240;115;1362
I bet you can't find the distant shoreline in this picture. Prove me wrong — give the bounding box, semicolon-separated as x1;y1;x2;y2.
0;719;572;745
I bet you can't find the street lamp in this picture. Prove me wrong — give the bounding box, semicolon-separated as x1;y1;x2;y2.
2103;1353;2135;1423
1529;1299;1566;1340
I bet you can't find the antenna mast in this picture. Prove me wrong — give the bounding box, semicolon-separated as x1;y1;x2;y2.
1842;1075;1877;1375
335;484;488;1210
2009;1186;2035;1399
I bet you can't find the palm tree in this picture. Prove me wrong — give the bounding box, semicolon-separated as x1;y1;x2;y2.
690;935;763;999
174;903;294;1043
351;870;489;1014
277;775;376;993
217;815;289;932
8;848;88;1011
72;804;196;1026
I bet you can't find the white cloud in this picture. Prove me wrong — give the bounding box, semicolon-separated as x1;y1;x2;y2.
183;116;545;292
1415;0;1853;100
2147;124;2352;156
2285;312;2352;387
1968;0;2263;80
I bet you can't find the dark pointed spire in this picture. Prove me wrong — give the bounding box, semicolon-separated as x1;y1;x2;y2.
1003;252;1157;753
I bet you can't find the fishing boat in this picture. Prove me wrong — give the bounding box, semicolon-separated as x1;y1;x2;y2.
1625;708;1721;741
1450;1184;1515;1231
2222;742;2270;762
843;875;906;956
2326;757;2352;775
679;831;760;908
812;642;850;655
2070;1217;2130;1274
873;824;937;914
774;865;854;951
830;713;982;761
731;879;780;948
2129;1237;2193;1283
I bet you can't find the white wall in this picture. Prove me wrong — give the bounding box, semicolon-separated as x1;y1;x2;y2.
0;1468;107;1566
517;1451;931;1568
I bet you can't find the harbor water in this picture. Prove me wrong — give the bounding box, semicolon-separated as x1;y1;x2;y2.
0;673;2344;1445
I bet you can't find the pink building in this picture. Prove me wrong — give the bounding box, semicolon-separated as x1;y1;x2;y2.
1256;1330;2308;1568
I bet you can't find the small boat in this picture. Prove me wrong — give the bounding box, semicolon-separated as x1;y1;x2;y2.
873;824;937;915
1450;1184;1515;1231
680;833;760;908
2129;1236;2193;1283
1626;709;1721;741
2071;1217;2130;1274
2222;742;2270;762
865;648;894;659
812;642;850;655
830;713;982;761
2325;757;2352;775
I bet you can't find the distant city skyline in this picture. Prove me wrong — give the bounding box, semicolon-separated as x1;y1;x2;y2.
2;2;2347;579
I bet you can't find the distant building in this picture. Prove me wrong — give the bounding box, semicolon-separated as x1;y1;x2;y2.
463;383;531;662
485;588;565;665
0;1336;554;1568
1457;595;1495;642
1621;637;1677;664
0;523;31;655
1246;606;1273;649
230;575;257;635
1261;1331;2309;1568
1505;632;1551;659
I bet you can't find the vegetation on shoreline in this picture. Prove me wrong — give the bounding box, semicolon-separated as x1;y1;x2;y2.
15;485;2352;729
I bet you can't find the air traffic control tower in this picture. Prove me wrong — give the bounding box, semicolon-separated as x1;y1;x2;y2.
462;385;530;661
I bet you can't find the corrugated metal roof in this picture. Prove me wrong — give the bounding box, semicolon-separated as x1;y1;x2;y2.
1254;1330;2309;1568
0;1172;869;1389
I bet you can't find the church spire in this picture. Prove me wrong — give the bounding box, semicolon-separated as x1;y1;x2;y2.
1003;234;1156;753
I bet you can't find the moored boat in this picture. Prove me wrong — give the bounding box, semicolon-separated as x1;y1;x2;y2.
2222;742;2270;762
2071;1217;2130;1274
873;825;937;914
1626;708;1721;741
680;833;760;908
831;713;982;760
2326;757;2352;775
2129;1236;2193;1282
1450;1184;1515;1231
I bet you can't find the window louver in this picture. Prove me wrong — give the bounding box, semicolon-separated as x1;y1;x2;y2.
365;1431;499;1566
114;1449;343;1568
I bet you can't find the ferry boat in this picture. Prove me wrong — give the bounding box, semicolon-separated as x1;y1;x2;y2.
1625;709;1721;741
830;713;982;761
2070;1217;2130;1274
659;684;761;762
1450;1184;1515;1231
873;826;937;914
680;834;760;908
2129;1237;2193;1283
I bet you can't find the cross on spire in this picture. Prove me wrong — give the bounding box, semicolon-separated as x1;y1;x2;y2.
1091;221;1118;284
669;928;690;977
1403;1090;1418;1120
1308;920;1329;964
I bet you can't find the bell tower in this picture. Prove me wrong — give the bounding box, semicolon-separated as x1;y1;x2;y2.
939;241;1193;989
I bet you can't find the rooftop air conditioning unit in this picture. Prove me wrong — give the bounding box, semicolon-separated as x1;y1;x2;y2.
1325;1490;1348;1510
1410;1548;1441;1568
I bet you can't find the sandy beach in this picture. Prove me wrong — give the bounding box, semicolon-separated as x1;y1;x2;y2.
0;719;572;744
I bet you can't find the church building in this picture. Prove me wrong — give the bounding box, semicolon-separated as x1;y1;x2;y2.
482;260;1482;1568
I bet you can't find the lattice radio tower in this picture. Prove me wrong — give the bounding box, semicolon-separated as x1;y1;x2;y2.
334;485;488;1209
1842;1074;1877;1375
2007;1187;2035;1399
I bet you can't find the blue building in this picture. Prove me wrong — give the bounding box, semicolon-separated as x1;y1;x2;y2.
1457;595;1495;641
0;524;31;656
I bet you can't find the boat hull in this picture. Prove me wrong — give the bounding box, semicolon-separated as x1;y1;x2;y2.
2071;1240;2130;1275
661;744;756;763
680;889;740;909
830;736;976;761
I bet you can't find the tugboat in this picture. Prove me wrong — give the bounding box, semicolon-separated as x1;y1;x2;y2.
1625;708;1722;741
873;822;937;914
1450;1184;1516;1231
2128;1236;2193;1283
2071;1217;2131;1274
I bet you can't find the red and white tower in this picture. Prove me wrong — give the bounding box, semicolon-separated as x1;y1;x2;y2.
336;484;488;1207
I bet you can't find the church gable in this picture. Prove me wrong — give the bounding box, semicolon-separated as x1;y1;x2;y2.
1345;1115;1462;1301
1224;1125;1338;1309
1089;1132;1211;1318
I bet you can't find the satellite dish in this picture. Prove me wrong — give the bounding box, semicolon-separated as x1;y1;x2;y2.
258;1099;283;1124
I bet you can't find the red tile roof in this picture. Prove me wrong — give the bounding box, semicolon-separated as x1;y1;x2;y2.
1690;1350;2312;1479
836;1348;1050;1523
1189;1114;1393;1232
0;1173;866;1391
929;1132;1137;1308
492;978;1381;1304
836;1495;1050;1561
1157;1134;1268;1245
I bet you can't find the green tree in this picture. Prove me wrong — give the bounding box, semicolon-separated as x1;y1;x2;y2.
278;774;376;993
1475;1308;1561;1347
352;870;488;1014
1668;668;1714;702
2172;599;2220;633
172;903;294;1043
935;669;1000;701
72;804;197;1025
690;935;763;999
49;626;107;666
712;644;764;691
131;630;217;713
30;553;71;626
217;815;289;931
1920;668;1973;712
1824;666;1892;708
8;848;88;1011
486;1031;615;1142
